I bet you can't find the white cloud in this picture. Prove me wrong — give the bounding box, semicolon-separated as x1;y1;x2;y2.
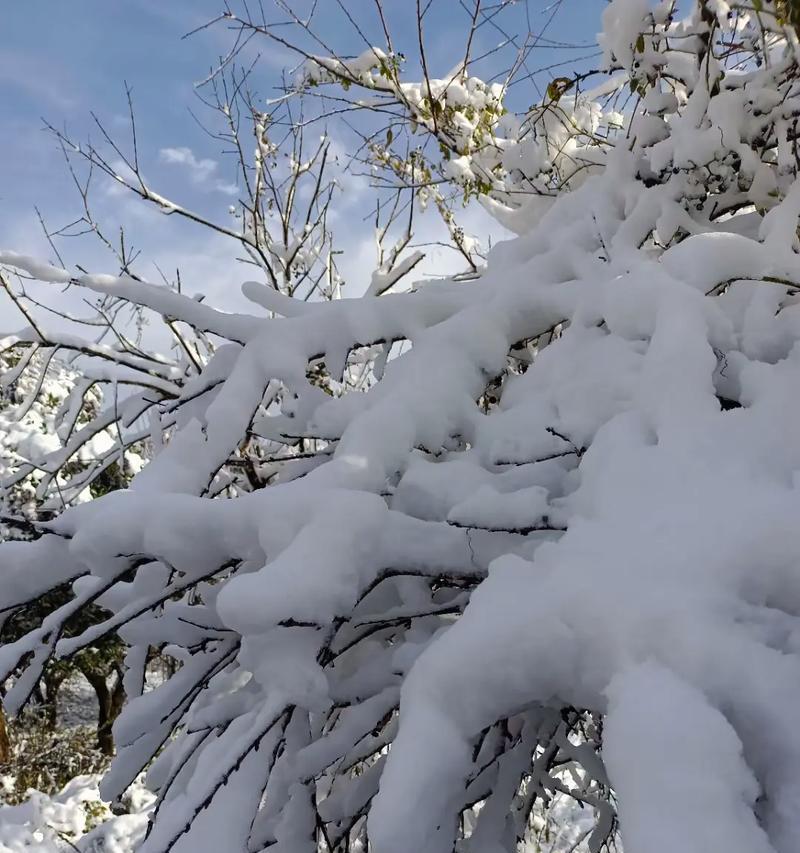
158;146;238;196
159;146;216;180
0;50;78;110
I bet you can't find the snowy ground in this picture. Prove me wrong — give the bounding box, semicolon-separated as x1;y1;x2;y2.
0;776;594;853
0;675;597;853
0;775;153;853
0;674;148;853
58;675;99;730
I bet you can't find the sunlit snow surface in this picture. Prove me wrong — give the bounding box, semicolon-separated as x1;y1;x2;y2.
0;776;153;853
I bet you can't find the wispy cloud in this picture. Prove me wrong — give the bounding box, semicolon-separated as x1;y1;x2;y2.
158;146;238;196
0;50;78;110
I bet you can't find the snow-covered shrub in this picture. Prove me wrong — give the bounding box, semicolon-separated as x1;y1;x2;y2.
0;350;144;534
5;0;800;851
0;773;154;853
1;711;107;805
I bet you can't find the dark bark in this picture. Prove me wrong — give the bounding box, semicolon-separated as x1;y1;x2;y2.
0;702;10;764
42;669;66;730
83;669;126;756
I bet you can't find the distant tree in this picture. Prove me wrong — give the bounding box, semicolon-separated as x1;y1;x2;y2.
0;352;137;754
0;586;126;755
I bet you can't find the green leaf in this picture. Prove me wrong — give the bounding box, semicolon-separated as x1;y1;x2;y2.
386;128;393;147
635;34;645;53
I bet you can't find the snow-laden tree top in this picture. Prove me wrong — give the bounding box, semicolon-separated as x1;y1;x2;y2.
4;0;800;850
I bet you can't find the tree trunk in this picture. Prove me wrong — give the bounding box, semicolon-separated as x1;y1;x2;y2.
42;669;65;730
0;702;10;764
83;669;125;756
104;675;126;754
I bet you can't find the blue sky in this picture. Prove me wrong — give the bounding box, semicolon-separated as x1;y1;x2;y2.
1;0;603;319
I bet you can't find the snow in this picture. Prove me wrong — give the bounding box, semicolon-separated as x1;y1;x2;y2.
0;351;145;519
603;663;774;853
5;0;800;851
0;252;261;344
0;775;153;853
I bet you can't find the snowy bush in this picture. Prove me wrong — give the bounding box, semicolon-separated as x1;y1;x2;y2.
0;774;153;853
4;0;800;851
1;711;107;805
0;351;143;534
